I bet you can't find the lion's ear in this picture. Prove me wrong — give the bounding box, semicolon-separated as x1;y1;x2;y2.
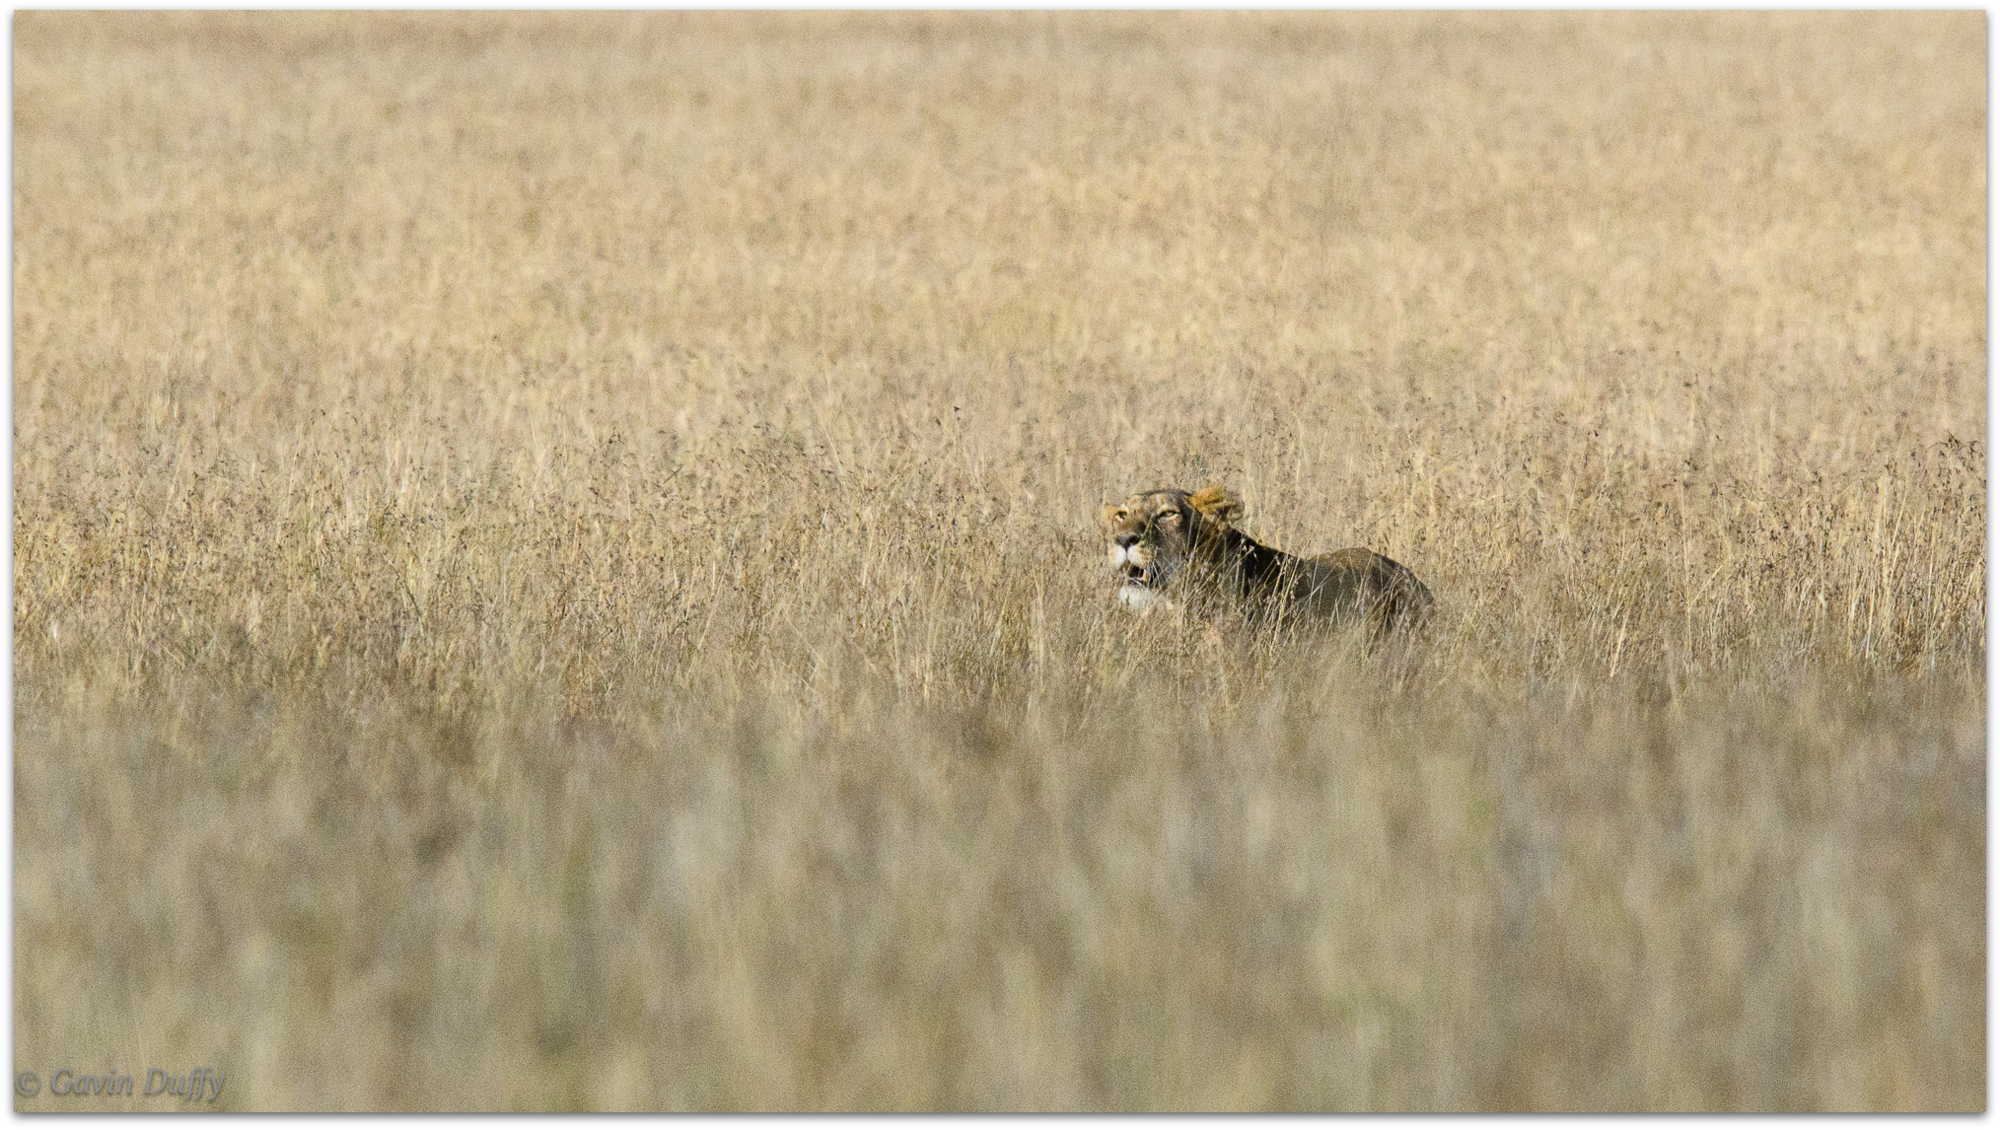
1188;484;1243;524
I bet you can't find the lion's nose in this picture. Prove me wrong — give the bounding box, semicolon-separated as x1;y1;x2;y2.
1115;533;1140;548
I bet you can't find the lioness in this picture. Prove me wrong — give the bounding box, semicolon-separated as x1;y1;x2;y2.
1100;484;1433;633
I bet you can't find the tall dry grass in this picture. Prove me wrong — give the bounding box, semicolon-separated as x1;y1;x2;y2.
13;12;1985;1110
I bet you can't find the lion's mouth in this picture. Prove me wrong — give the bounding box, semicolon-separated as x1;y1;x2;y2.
1110;544;1168;591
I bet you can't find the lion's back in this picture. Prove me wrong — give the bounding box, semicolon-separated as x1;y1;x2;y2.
1294;547;1434;629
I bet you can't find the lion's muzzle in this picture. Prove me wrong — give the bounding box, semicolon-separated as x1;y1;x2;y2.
1107;540;1177;613
1107;542;1156;584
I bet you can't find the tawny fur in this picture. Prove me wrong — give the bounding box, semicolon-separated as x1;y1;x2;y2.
1099;484;1433;634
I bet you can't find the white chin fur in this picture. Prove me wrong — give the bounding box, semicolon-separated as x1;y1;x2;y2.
1117;585;1172;612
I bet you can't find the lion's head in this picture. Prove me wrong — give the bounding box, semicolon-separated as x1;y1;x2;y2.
1097;484;1243;611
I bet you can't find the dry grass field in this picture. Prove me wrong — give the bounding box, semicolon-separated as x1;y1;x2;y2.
12;12;1986;1111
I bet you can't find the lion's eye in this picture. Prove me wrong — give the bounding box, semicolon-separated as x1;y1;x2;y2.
1156;511;1179;524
